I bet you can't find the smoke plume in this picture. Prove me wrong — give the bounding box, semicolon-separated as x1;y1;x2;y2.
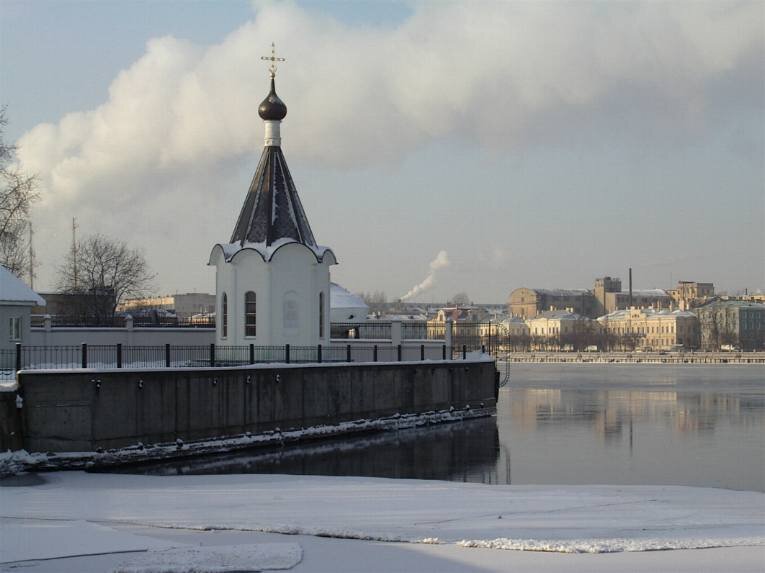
400;250;450;301
11;2;763;292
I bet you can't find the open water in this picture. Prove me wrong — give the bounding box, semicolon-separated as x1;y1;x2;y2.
115;364;765;492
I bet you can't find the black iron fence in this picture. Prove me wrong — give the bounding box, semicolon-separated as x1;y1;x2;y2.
29;318;511;345
330;322;392;339
31;315;216;328
0;341;492;380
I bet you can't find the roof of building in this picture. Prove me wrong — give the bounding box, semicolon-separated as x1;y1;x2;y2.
597;308;696;321
0;266;46;306
616;289;669;297
533;289;589;297
330;283;368;311
230;143;317;247
696;299;765;311
500;317;528;327
531;310;586;320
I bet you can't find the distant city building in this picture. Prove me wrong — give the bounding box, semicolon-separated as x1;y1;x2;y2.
721;293;765;304
602;289;671;313
525;310;591;340
118;293;216;319
430;306;489;323
695;300;765;351
32;290;116;325
668;281;714;310
426;306;490;341
596;308;699;351
499;316;530;337
593;276;622;316
1;266;45;351
511;276;673;320
593;275;671;313
507;288;594;319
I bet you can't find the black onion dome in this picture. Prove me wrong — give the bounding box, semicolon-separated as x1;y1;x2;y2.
258;78;287;120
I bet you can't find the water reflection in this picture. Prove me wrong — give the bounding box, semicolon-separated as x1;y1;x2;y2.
499;365;765;491
112;418;507;485
112;365;765;492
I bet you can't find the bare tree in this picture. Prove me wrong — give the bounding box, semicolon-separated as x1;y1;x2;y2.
0;108;38;276
361;290;388;315
57;233;155;321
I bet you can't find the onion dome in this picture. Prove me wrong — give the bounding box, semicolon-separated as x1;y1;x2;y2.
258;78;287;121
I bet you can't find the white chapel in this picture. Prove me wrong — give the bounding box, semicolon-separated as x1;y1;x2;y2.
208;48;337;347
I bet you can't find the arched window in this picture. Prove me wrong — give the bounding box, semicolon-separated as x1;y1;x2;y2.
245;291;257;337
221;292;228;338
319;292;325;338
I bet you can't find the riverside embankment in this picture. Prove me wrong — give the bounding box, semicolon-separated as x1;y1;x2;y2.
504;351;765;364
1;358;498;470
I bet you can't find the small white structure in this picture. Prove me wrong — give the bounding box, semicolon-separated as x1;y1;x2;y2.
330;283;369;323
209;61;336;347
0;266;45;351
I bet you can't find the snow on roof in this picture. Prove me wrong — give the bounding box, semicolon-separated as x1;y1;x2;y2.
620;289;669;297
597;308;696;321
209;237;336;265
330;283;368;311
533;289;589;297
0;266;45;306
382;314;428;321
532;310;586;320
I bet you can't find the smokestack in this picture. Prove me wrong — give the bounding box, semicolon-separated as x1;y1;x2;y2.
629;267;633;308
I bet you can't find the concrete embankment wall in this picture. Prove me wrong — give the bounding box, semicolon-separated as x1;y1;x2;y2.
16;359;497;453
0;390;22;451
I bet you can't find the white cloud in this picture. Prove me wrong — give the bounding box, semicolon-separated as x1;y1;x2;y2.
13;1;763;292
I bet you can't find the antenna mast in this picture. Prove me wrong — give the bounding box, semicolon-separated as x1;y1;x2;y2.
72;217;78;290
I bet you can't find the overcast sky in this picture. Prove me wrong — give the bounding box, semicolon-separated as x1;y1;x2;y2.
1;0;763;302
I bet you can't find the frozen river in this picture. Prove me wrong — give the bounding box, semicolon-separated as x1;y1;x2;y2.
114;364;765;492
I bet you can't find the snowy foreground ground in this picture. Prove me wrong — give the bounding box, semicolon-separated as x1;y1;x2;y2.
1;472;763;572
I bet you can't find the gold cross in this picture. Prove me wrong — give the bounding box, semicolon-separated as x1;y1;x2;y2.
261;42;285;78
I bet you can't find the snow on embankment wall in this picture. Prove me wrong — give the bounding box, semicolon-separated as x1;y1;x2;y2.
12;359;497;459
0;390;22;451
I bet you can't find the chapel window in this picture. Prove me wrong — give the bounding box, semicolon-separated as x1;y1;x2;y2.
245;291;257;337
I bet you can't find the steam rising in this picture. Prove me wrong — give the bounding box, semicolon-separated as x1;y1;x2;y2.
11;2;763;292
400;250;450;301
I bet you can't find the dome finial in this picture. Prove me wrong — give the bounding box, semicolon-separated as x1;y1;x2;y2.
260;42;285;79
258;42;287;143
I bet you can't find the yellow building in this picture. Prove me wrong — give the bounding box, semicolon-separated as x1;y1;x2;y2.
596;308;699;350
668;281;714;310
525;310;590;338
500;316;530;337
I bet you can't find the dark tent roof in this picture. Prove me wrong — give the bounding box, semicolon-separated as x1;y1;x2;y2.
230;145;318;248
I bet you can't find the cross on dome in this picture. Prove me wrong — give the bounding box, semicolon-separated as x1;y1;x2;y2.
261;42;285;78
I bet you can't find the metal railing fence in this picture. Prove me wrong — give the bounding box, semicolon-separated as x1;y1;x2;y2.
31;315;216;328
330;322;392;340
1;341;490;380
